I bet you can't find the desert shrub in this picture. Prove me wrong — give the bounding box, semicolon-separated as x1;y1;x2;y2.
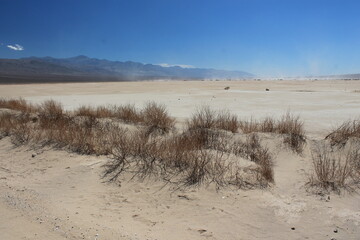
215;111;239;133
0;98;36;113
38;100;65;128
10;113;33;145
277;112;306;153
187;106;217;130
308;143;360;192
232;134;274;183
260;117;276;132
239;118;260;134
325;119;360;147
239;113;305;153
142;102;175;135
113;104;143;123
74;105;115;119
0;113;15;138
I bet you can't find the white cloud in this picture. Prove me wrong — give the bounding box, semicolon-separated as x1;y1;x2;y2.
7;44;24;51
157;63;194;69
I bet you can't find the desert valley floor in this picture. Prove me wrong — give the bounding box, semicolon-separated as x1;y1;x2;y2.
1;80;360;240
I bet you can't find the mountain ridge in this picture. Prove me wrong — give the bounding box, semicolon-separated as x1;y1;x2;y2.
0;56;254;82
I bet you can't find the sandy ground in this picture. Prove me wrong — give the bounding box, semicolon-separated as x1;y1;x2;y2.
1;80;360;240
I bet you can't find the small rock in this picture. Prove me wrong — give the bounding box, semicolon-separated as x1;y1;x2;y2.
224;86;230;90
265;88;270;91
291;227;295;230
198;229;207;234
32;153;36;158
334;229;338;233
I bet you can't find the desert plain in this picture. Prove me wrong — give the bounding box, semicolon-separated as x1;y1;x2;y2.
1;80;360;240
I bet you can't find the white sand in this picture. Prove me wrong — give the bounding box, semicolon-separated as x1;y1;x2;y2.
0;80;360;240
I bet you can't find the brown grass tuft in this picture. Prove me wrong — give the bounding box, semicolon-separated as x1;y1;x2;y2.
308;143;360;193
325;119;360;147
0;98;37;113
142;101;175;135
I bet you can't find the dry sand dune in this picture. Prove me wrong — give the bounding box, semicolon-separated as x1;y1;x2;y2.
1;80;360;240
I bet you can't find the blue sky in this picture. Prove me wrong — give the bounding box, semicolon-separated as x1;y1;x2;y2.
1;0;359;77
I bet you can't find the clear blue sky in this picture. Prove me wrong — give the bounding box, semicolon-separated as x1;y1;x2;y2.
1;0;359;77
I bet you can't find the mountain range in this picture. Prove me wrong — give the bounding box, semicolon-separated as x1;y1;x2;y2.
0;56;254;83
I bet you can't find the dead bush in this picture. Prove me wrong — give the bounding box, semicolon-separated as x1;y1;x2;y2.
0;98;36;113
113;104;143;123
75;105;114;119
325;119;360;147
239;113;305;153
260;117;276;132
10;113;33;145
215;111;239;133
277;112;306;153
308;144;357;192
232;134;274;183
239;118;260;134
142;102;175;134
0;113;15;138
187;106;217;130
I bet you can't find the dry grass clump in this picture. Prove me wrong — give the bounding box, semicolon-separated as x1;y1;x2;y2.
308;143;360;193
141;102;175;135
239;112;305;153
187;106;239;133
0;98;37;113
278;112;306;153
74;105;114;119
113;104;143;123
74;102;174;134
0;111;33;145
232;134;274;183
325;119;360;147
0;113;15;138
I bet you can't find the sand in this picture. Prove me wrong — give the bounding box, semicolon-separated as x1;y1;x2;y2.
1;80;360;240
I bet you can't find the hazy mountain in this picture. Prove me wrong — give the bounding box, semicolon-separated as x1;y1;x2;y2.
0;56;254;83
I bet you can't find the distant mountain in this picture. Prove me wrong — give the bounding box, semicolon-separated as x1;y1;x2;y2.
0;56;254;83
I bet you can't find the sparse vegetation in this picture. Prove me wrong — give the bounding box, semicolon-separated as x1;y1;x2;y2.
187;106;239;133
308;143;360;193
239;112;306;153
0;99;278;189
325;119;360;147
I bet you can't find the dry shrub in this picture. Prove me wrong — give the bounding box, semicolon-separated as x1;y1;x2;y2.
260;117;276;132
239;118;260;134
142;102;175;134
38;100;65;128
74;105;114;118
187;106;217;130
10;113;33;145
113;104;143;123
308;143;360;193
232;134;274;183
239;113;305;153
0;113;15;138
187;106;239;133
103;127;237;187
215;111;239;133
325;119;360;147
0;98;36;113
277;112;306;153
